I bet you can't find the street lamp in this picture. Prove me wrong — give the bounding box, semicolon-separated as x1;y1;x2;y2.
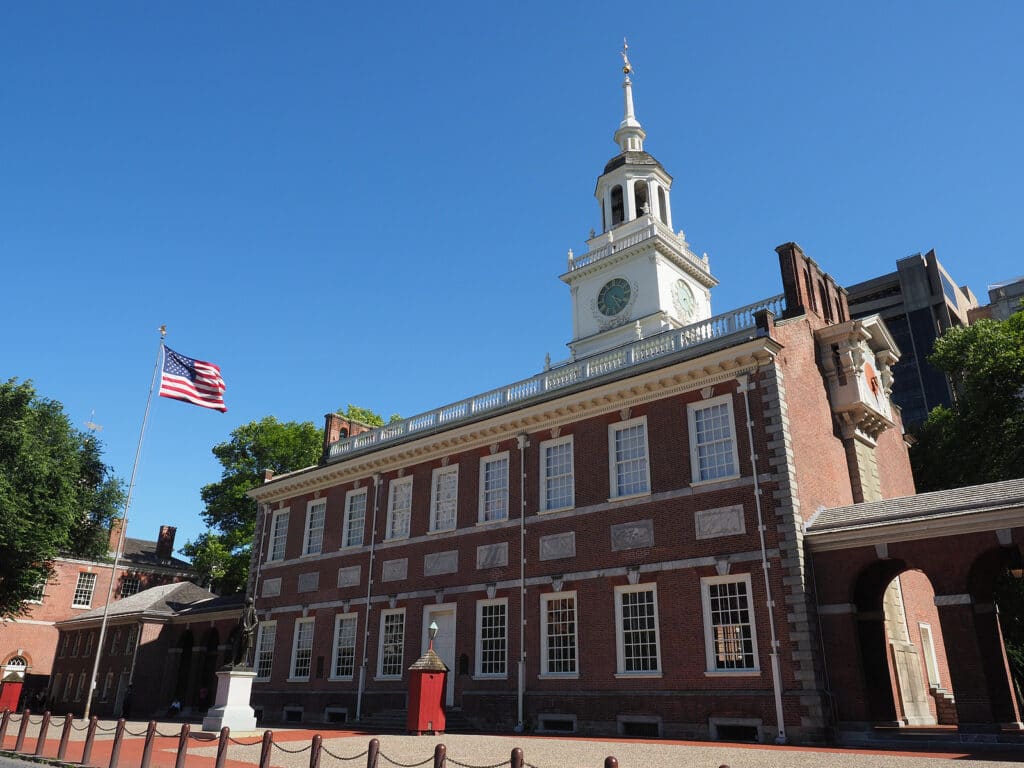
428;621;439;650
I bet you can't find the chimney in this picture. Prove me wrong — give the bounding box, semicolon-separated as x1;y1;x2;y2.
322;412;377;462
108;518;125;554
776;242;849;324
156;525;176;560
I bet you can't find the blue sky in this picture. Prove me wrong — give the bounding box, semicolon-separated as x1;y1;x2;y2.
3;2;1021;553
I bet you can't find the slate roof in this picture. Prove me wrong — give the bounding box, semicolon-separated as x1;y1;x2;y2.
58;581;215;625
805;477;1024;534
120;537;193;570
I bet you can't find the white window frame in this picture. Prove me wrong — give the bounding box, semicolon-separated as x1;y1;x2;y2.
25;578;46;604
342;488;367;549
267;509;290;562
254;621;277;681
540;591;579;678
330;613;358;681
539;435;574;513
614;583;662;676
918;622;941;687
377;608;406;679
288;618;315;682
119;576;141;598
608;416;651;499
386;477;413;541
478;452;509;523
430;465;459;532
303;499;327;557
688;394;741;484
72;572;97;608
475;598;508;678
701;573;760;675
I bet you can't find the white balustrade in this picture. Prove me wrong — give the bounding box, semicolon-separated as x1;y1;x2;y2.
327;294;784;461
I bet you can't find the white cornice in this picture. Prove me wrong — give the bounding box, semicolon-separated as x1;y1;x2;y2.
250;338;780;503
804;507;1023;552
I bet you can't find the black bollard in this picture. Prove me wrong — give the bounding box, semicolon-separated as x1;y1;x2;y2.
108;718;126;768
258;730;273;768
34;711;52;756
433;743;446;768
214;726;230;768
309;733;322;768
14;709;31;752
604;758;619;768
57;714;74;760
139;720;158;768
511;747;524;768
0;709;10;747
81;716;99;765
174;723;190;768
367;737;380;768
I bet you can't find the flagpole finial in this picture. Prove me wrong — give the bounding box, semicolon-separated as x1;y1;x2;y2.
159;325;167;339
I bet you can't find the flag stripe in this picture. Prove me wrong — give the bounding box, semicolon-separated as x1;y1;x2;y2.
159;346;227;412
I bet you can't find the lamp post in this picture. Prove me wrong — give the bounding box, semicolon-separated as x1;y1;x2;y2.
428;621;438;650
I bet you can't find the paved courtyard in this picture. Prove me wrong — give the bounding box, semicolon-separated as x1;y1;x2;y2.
3;717;1024;768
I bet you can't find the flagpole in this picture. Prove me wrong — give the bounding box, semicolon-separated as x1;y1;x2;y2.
83;326;166;720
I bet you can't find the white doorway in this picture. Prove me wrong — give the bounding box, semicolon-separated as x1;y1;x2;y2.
421;604;456;707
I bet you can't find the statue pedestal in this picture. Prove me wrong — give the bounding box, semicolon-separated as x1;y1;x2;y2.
202;668;257;732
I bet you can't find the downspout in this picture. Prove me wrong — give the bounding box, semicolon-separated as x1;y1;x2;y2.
738;372;787;744
515;433;529;732
356;473;382;721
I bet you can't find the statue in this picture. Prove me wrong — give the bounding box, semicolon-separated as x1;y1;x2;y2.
230;597;258;667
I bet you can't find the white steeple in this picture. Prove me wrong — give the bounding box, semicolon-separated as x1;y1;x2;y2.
614;39;646;153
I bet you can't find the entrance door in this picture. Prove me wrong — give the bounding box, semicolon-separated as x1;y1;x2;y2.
422;604;456;707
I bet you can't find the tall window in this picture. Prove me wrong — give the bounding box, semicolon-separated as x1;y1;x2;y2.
254;622;276;680
689;395;739;483
51;674;62;702
331;614;358;679
268;509;290;562
125;625;139;655
615;584;661;674
610;184;624;226
430;465;459;532
26;579;45;603
72;572;97;608
62;675;74;702
84;631;95;656
378;609;405;678
540;436;574;512
479;453;509;522
110;629;122;655
102;672;114;700
74;673;86;702
702;574;759;672
540;592;578;676
71;633;81;657
120;576;141;598
343;489;367;548
59;634;69;658
303;500;327;556
476;599;507;677
609;417;650;498
386;477;413;540
289;618;315;681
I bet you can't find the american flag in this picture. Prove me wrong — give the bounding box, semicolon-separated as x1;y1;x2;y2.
159;346;227;412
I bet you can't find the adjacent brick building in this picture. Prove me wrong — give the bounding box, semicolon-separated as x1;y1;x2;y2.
0;522;194;699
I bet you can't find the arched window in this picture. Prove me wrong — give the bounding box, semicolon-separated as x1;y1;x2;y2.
610;185;624;226
633;181;650;218
818;280;833;322
803;268;817;311
658;187;668;224
339;428;349;439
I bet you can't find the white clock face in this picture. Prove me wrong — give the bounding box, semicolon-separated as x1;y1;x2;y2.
673;279;696;321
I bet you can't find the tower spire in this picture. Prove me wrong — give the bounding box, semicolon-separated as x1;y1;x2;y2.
615;38;646;153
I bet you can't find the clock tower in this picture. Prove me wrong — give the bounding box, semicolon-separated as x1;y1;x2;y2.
562;45;718;359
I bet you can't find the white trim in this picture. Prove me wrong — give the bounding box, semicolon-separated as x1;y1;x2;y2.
540;590;579;677
918;622;940;687
701;573;760;673
475;598;508;678
430;464;460;532
71;572;97;608
342;488;368;549
688;393;741;484
376;607;406;679
608;415;651;499
614;583;662;676
385;477;413;541
805;507;1024;551
253;621;277;681
288;617;315;682
478;453;510;523
329;613;358;681
267;508;290;562
539;435;575;513
302;499;327;556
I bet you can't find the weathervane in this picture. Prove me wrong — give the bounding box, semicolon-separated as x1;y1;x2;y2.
620;38;633;75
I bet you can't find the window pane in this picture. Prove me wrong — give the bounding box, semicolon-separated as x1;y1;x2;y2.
694;403;736;481
305;502;326;555
270;511;289;561
482;457;509;521
256;624;276;679
620;589;659;672
73;573;97;607
292;620;314;679
344;492;366;547
380;612;405;677
479;602;507;676
334;616;357;678
544;596;577;674
432;468;458;531
388;481;412;539
614;423;649;496
708;580;755;670
543;441;574;511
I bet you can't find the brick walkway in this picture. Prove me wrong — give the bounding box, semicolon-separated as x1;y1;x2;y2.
3;718;1024;768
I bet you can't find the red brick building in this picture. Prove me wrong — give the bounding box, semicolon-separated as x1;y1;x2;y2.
48;582;243;718
0;522;194;699
238;66;1021;744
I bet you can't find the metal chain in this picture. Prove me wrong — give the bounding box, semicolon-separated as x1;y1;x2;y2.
28;715;44;725
525;762;542;768
155;729;181;738
94;723;117;732
271;740;312;754
70;721;91;731
377;752;434;768
321;745;369;762
447;758;510;768
227;736;263;746
6;714;22;723
124;726;149;737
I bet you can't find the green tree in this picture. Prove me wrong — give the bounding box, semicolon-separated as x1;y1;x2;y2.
910;307;1024;491
186;406;394;593
0;379;124;618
